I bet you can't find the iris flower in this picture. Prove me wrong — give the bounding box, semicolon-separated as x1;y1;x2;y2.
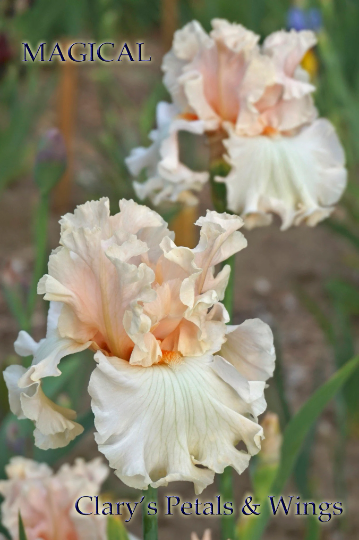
127;19;346;230
0;457;108;540
4;198;275;494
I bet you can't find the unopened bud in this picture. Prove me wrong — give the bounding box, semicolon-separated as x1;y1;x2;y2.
260;412;282;466
34;128;67;196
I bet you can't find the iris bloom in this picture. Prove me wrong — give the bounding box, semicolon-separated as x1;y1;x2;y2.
4;198;275;494
0;457;108;540
126;19;346;230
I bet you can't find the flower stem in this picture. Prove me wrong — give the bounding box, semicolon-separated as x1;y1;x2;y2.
220;254;236;540
27;194;50;324
142;486;158;540
222;254;235;322
208;139;237;540
219;467;236;540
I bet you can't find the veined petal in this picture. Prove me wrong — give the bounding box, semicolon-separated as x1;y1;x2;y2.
6;196;276;492
89;351;264;495
211;356;267;417
217;119;347;229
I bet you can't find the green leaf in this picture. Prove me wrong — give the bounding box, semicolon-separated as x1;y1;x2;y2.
238;355;359;540
295;286;335;347
106;515;130;540
326;279;359;316
0;522;11;540
325;219;359;252
18;513;28;540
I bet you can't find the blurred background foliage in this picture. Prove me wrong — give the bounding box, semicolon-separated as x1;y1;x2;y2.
0;0;359;539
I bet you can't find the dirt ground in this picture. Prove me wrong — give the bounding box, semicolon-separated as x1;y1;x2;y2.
1;42;358;540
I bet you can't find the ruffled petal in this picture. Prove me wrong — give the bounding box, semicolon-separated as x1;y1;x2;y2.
4;364;83;450
263;29;317;99
0;457;108;540
89;351;264;495
126;101;208;205
220;319;275;382
194;210;247;276
162;21;214;112
3;456;52;480
211;356;267;417
163;19;259;128
217;119;347;229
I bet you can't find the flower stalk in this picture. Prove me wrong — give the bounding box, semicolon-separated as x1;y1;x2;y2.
26;194;50;323
142;486;158;540
27;129;67;324
209;140;236;540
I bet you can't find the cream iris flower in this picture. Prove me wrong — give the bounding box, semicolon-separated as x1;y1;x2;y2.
127;19;346;229
0;457;108;540
126;101;208;206
4;198;275;494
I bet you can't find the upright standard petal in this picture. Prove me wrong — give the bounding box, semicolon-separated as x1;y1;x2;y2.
263;29;317;100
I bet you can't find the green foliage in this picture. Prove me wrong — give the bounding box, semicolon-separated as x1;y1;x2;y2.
0;70;50;196
107;516;130;540
18;513;28;540
184;0;290;36
33;134;66;197
238;355;359;540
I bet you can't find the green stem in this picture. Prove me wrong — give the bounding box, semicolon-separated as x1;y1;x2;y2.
222;254;235;321
27;194;50;323
219;467;236;540
142;486;158;540
208;150;236;540
220;254;236;540
272;333;291;428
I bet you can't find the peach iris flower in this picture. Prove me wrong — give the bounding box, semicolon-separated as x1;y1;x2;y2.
127;19;346;229
4;198;275;494
0;457;108;540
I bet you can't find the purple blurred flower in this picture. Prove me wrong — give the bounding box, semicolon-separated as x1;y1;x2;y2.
308;8;322;31
287;7;307;31
287;6;322;32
